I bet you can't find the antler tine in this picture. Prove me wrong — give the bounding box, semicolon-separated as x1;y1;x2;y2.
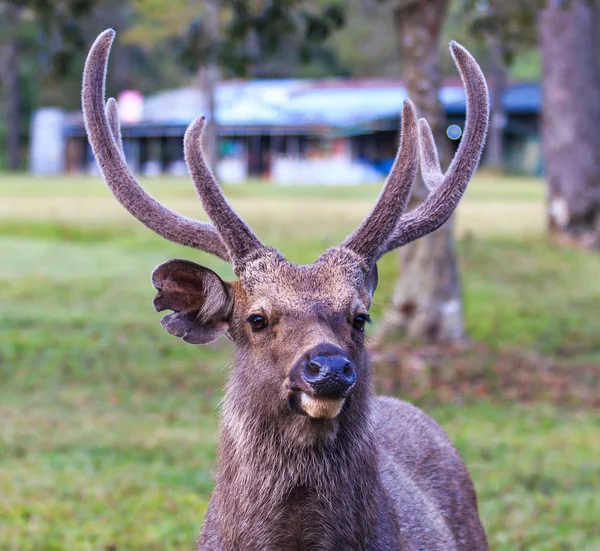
376;41;489;260
184;117;265;267
339;100;419;266
105;97;124;158
82;30;230;262
417;118;443;191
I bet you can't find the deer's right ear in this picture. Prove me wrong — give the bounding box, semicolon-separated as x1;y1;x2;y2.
151;259;234;344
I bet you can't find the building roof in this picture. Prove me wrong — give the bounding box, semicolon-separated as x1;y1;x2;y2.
64;77;541;138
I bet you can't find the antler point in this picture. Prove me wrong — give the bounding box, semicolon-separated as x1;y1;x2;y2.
97;28;116;45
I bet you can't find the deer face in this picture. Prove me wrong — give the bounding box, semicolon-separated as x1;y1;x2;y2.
152;248;379;420
83;30;488;428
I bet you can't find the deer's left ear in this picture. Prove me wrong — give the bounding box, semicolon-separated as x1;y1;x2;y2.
151;259;234;344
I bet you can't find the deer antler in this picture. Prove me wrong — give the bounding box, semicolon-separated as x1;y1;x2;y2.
337;42;488;269
82;29;231;262
340;100;419;265
104;97;124;158
184;117;266;266
376;42;489;259
84;31;486;273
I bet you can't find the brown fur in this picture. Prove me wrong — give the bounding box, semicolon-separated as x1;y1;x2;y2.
194;250;488;550
82;29;490;551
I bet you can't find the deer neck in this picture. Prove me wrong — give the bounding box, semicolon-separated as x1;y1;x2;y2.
208;364;400;549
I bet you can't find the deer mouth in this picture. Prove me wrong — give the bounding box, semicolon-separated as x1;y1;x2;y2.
287;388;347;419
300;393;346;419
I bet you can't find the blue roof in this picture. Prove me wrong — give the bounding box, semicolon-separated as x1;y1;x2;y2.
284;87;409;126
65;78;541;136
502;83;541;114
212;79;540;129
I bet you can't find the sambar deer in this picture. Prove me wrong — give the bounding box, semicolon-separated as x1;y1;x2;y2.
83;29;490;551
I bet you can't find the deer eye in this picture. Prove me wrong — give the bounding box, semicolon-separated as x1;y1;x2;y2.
247;314;268;331
352;314;370;331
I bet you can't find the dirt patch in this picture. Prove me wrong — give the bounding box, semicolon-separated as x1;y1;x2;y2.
372;342;600;408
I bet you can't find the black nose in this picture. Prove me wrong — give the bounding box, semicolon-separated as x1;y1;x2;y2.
302;353;356;398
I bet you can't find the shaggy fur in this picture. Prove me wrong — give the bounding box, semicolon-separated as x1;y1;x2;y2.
192;252;488;550
82;29;491;551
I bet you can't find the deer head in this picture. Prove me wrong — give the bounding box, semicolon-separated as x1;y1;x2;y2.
83;30;488;435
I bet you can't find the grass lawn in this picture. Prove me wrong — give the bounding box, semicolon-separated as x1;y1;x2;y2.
1;173;599;550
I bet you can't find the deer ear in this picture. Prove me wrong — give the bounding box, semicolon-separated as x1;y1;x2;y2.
151;259;234;344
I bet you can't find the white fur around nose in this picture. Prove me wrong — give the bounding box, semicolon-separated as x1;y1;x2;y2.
300;393;345;419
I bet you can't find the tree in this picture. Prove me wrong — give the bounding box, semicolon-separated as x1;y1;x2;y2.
462;0;600;249
540;0;600;248
0;0;96;170
0;4;21;170
379;0;467;345
484;33;507;170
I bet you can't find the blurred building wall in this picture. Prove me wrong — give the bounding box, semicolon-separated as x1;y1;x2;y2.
29;108;66;175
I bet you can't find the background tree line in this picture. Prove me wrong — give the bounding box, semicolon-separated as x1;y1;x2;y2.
0;0;543;170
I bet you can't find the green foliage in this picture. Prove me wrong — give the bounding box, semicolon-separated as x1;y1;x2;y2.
324;0;402;77
0;1;98;167
509;47;542;81
211;0;346;75
0;174;599;549
457;0;540;60
2;0;96;75
456;0;543;79
126;0;347;78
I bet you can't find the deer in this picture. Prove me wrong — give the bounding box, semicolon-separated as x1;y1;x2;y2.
82;29;490;551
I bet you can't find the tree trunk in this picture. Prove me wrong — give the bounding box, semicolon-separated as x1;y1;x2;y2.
1;6;21;171
540;0;600;249
5;41;20;170
486;33;507;170
195;0;220;173
195;65;220;172
383;0;466;345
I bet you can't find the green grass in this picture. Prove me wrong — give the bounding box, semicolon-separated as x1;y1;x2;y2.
1;174;599;550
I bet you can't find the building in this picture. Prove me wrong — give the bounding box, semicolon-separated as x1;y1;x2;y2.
30;77;542;183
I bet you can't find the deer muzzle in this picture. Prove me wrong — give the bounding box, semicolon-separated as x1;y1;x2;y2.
302;354;356;398
288;344;356;419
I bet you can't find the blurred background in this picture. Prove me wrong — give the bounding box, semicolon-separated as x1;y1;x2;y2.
1;1;599;549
